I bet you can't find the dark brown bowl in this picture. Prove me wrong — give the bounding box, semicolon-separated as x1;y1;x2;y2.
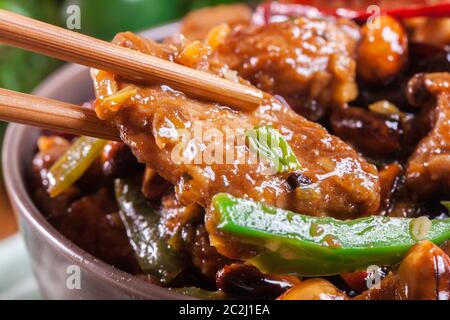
2;23;196;300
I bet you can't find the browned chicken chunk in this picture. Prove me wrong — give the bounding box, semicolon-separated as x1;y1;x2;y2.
91;32;379;219
405;73;450;200
214;17;360;120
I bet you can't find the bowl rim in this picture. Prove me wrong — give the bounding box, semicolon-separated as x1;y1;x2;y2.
2;22;196;300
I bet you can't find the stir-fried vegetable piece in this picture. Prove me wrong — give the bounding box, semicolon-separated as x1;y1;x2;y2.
95;85;137;120
246;126;300;174
47;137;106;197
207;193;450;276
115;178;186;284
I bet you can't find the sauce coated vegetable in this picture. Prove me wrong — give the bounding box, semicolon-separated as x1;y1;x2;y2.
47;137;106;197
208;193;450;276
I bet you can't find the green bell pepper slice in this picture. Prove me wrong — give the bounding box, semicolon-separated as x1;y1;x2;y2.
47;137;106;197
115;178;186;284
208;193;450;276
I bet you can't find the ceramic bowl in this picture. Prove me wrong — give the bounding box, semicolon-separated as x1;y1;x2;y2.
2;22;195;300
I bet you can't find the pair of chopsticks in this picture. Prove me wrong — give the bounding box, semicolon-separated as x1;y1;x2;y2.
0;9;265;140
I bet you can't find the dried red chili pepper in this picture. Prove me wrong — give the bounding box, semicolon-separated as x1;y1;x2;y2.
253;1;450;25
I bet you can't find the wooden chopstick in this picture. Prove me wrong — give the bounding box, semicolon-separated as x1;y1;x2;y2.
0;9;264;111
0;88;119;141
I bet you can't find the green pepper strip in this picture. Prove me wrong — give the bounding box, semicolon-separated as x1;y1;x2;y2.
115;178;186;284
210;193;450;276
47;137;106;197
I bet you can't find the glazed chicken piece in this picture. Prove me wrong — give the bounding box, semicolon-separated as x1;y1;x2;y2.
330;107;403;159
214;17;360;120
405;73;450;200
91;32;379;219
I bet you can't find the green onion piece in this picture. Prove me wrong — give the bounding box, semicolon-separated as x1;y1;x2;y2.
245;126;300;173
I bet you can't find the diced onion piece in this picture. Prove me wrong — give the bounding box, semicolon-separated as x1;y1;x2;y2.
96;85;137;120
369;100;402;116
206;23;231;50
101;86;137;111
